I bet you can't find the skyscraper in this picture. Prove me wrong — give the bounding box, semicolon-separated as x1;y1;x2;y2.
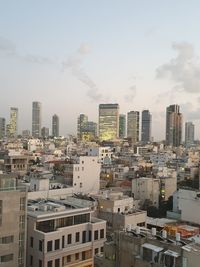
99;104;119;141
32;101;41;138
166;104;182;147
52;114;59;137
119;114;126;139
185;122;194;147
9;107;18;138
77;114;88;140
0;117;6;139
141;110;152;143
127;111;140;143
41;127;49;139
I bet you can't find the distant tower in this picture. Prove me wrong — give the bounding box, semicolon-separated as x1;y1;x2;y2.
9;107;18;137
52;114;59;137
141;110;152;143
185;122;194;147
166;104;182;147
32;101;41;138
77;114;88;140
127;111;140;143
41;127;49;139
99;104;119;141
119;114;126;139
0;118;6;139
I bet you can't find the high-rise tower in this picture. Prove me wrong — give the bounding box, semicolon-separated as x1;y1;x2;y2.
185;122;194;147
99;104;119;141
119;114;126;139
166;104;182;147
9;107;18;138
32;101;41;138
127;111;140;143
52;114;59;137
0;117;6;139
141;110;152;143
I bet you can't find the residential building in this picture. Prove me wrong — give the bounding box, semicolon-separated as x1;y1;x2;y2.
27;198;106;267
0;174;27;267
141;110;152;143
87;146;113;164
166;104;182;147
99;104;119;141
127;111;139;143
9;107;18;138
119;114;126;139
52;114;59;137
32;101;42;138
0;117;6;139
185;122;194;147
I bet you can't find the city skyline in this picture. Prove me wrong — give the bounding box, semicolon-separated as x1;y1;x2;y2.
1;1;200;139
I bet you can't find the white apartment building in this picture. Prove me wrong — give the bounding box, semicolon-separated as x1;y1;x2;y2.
87;147;113;164
27;199;106;267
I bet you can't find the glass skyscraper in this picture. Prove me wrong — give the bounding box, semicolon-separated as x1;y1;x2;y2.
141;110;152;143
32;101;42;138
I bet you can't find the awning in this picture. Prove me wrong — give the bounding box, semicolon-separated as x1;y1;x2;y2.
142;243;164;253
164;250;180;258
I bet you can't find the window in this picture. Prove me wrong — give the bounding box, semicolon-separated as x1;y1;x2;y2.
100;229;104;239
36;220;55;233
47;241;52;252
39;259;42;267
0;200;3;214
76;232;80;242
75;253;79;260
80;182;83;188
101;247;104;253
82;251;86;260
55;258;60;267
74;213;90;224
30;255;33;266
67;255;71;263
0;254;13;263
47;260;53;267
95;248;99;254
30;237;33;248
55;239;60;250
67;234;72;244
20;197;26;211
82;231;86;243
39;240;43;252
62;236;65;248
0;235;14;244
94;230;98;240
19;215;25;229
88;230;92;242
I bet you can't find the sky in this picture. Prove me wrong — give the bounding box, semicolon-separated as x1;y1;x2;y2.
1;0;200;140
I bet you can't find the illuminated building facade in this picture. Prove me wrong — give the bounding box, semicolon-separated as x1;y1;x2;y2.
127;111;139;143
9;107;18;138
119;114;126;139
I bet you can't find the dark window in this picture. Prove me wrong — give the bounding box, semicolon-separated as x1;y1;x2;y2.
39;240;43;252
30;255;33;266
62;236;65;248
75;253;79;260
36;220;55;233
76;232;80;242
88;230;92;241
74;213;90;225
0;235;14;244
39;259;42;267
55;258;60;267
67;255;71;262
47;261;52;267
95;248;99;254
94;230;98;240
101;247;104;253
30;236;33;248
82;251;86;260
67;234;72;244
100;229;104;239
47;241;52;252
55;239;60;250
82;231;86;243
0;254;13;263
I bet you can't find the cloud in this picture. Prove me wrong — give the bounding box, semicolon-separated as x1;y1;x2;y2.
156;42;200;93
124;85;137;102
23;54;54;65
0;36;16;55
181;102;200;121
63;43;106;102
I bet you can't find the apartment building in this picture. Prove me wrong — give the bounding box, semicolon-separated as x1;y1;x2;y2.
27;199;106;267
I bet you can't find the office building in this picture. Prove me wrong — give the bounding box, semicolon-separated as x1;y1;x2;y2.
32;101;41;138
52;114;59;137
0;117;6;139
77;114;88;140
127;111;139;143
0;174;27;267
41;127;49;139
166;104;182;147
81;121;97;141
185;122;194;147
9;107;18;138
27;198;106;267
99;104;119;141
141;110;152;143
119;114;126;139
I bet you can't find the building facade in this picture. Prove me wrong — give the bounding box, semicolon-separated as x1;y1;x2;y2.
52;114;59;137
32;101;42;138
185;122;194;147
0;117;6;139
99;104;119;141
166;105;182;147
119;114;126;139
127;111;140;143
41;127;49;139
141;110;152;143
9;107;18;138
